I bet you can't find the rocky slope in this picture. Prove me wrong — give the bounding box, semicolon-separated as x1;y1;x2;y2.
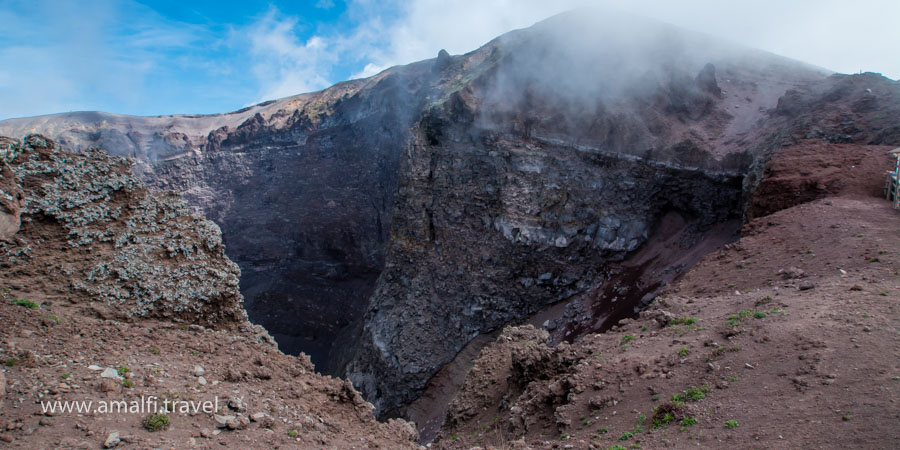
0;135;418;448
434;140;900;449
2;8;899;434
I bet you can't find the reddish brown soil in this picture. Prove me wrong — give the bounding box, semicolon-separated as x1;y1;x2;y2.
435;143;900;449
0;296;418;448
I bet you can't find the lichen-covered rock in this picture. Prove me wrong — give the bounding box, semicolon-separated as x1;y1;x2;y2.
0;135;246;328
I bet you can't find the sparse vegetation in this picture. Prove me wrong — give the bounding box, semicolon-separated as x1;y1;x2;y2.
650;402;681;429
5;358;16;367
11;298;37;308
677;347;691;357
122;378;135;388
622;334;634;344
673;385;709;403
755;295;773;307
142;413;170;432
149;346;161;355
117;366;130;377
287;429;298;437
724;420;739;429
672;317;698;326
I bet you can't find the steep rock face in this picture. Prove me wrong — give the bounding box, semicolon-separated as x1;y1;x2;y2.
145;70;432;369
345;11;824;414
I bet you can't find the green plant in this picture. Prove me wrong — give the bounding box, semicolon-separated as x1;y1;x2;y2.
598;428;609;434
672;317;698;326
724;420;739;429
5;358;16;367
677;347;691;358
560;432;570;439
61;373;70;379
11;298;37;309
673;385;709;403
287;429;298;437
651;394;660;401
608;446;626;450
142;413;170;432
618;431;634;441
117;366;130;377
753;311;767;319
640;325;648;332
44;314;60;324
868;257;880;263
842;412;852;421
725;376;741;382
122;379;134;388
682;417;697;427
149;346;161;355
755;295;773;307
622;334;635;343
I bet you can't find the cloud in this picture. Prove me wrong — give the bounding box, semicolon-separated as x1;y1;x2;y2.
240;9;337;101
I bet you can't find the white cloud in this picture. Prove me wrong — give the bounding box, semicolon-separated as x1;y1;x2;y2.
241;10;338;101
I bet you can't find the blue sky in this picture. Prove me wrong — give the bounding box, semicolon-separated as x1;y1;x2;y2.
1;0;898;120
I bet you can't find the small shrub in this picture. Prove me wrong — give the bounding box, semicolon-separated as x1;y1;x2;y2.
287;429;298;437
672;317;697;326
622;335;635;343
122;379;135;388
755;295;773;307
598;427;609;434
117;366;130;377
650;403;681;429
724;420;739;429
682;417;697;427
618;431;634;441
61;373;70;379
677;347;691;358
753;311;767;319
11;298;37;309
142;413;170;432
4;358;16;367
